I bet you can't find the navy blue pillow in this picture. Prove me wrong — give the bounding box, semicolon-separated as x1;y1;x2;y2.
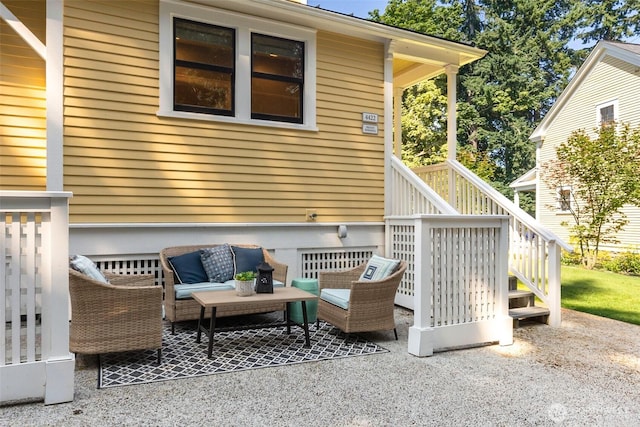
168;251;209;284
231;246;265;275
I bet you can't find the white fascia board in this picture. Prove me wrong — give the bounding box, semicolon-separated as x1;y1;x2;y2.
509;168;537;190
185;0;486;64
530;41;640;141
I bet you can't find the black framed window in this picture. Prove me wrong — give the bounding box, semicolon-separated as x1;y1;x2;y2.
251;33;304;123
174;18;235;116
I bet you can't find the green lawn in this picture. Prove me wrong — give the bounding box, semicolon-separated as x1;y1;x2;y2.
561;266;640;325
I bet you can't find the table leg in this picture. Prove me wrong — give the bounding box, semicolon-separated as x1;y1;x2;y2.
196;305;205;343
207;307;217;359
285;302;292;334
301;301;311;347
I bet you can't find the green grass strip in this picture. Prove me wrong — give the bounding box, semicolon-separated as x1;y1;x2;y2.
561;266;640;325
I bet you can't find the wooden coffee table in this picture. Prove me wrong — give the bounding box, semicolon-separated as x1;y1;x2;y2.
192;287;318;358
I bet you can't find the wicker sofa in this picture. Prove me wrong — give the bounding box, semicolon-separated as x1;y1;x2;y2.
159;244;288;332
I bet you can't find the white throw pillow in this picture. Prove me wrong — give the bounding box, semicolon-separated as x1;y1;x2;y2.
70;255;109;283
359;255;400;282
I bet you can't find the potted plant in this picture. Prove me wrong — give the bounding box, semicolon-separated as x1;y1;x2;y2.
234;271;256;296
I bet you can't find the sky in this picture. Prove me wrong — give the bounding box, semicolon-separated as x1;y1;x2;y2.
305;0;389;18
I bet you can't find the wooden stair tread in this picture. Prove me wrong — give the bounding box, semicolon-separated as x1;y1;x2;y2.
508;289;534;299
509;306;550;319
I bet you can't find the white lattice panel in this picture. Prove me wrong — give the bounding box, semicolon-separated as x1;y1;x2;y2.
300;249;374;279
430;226;499;327
388;223;415;307
94;256;163;286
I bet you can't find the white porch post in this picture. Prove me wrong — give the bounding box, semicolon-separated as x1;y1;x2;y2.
445;65;459;210
393;87;403;158
408;216;434;356
46;0;64;191
547;242;562;327
45;0;75;404
383;40;394;218
43;194;75;404
445;65;458;161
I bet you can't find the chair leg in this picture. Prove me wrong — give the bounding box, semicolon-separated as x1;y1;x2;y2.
393;328;398;340
157;348;162;365
171;322;175;335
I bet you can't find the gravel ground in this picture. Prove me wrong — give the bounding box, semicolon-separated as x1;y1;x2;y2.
2;308;639;426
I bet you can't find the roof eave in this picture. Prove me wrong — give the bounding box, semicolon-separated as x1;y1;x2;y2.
185;0;487;66
530;40;640;141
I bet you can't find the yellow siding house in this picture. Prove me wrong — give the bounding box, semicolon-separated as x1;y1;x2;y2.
0;0;485;279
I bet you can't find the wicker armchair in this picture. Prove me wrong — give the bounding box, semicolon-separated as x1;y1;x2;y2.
69;269;163;363
317;260;407;339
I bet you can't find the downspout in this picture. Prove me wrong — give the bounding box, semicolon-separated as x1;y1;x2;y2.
46;0;64;191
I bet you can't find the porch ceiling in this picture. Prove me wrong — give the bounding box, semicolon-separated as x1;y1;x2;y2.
393;60;442;88
391;40;485;88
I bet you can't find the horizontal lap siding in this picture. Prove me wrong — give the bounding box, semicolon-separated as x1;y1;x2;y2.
538;55;640;251
0;0;46;190
64;0;385;224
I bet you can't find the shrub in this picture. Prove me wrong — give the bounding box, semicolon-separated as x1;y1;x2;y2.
602;251;640;276
561;250;582;266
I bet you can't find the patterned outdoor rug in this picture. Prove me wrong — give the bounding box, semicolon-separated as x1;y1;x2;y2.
98;314;388;388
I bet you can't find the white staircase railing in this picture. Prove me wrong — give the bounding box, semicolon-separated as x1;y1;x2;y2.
389;157;458;216
1;191;75;404
412;160;572;326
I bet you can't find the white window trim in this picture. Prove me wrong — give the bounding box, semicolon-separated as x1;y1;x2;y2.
158;0;317;131
595;99;618;126
556;186;572;213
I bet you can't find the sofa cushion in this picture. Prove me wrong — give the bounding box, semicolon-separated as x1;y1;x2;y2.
174;281;235;299
200;244;235;283
231;246;265;275
168;251;209;284
70;255;108;283
359;255;400;282
320;288;351;310
174;279;285;299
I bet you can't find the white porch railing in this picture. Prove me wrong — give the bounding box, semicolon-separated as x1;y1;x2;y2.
412;159;572;326
1;191;74;405
389;157;458;216
387;215;512;356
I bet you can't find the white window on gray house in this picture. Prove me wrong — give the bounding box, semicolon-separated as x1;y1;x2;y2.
557;187;572;212
596;100;618;126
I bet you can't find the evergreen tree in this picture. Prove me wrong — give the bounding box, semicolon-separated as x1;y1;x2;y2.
570;0;640;44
